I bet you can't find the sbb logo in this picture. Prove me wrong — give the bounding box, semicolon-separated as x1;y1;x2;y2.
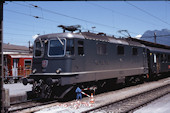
42;60;48;68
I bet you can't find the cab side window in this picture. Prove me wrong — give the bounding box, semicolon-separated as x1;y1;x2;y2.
66;39;74;55
117;45;124;55
132;48;138;56
96;43;107;55
78;41;84;56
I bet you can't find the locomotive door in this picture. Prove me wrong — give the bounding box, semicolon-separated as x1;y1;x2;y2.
153;53;160;74
13;59;19;77
75;40;85;72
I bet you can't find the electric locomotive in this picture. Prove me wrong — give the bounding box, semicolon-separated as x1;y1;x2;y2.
23;25;170;99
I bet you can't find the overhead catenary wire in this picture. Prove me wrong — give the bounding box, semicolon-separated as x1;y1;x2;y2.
125;1;170;26
6;1;170;41
5;19;63;33
5;9;117;37
29;4;139;35
11;1;140;35
5;9;69;26
5;8;170;40
4;6;122;37
5;8;170;39
88;2;166;28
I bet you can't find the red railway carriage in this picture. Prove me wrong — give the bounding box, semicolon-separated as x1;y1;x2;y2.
4;54;32;83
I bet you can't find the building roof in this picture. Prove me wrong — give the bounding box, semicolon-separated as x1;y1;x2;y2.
9;54;33;58
3;43;31;54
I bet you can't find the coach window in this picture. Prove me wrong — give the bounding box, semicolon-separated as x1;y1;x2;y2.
161;54;166;63
78;41;84;56
24;60;32;76
117;45;124;55
66;39;74;55
97;43;107;55
132;48;138;56
24;60;32;69
164;54;167;62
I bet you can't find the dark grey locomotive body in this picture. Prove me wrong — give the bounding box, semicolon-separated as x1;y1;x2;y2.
23;32;170;99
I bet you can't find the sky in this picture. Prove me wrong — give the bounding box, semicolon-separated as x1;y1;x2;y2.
3;1;170;46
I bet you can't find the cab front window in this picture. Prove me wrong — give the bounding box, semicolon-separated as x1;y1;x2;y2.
48;39;66;56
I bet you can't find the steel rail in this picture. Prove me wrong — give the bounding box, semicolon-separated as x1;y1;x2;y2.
9;99;59;113
86;84;170;113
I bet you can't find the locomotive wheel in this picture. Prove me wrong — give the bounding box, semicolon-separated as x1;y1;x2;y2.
43;84;52;99
32;82;42;98
125;76;136;86
126;75;144;86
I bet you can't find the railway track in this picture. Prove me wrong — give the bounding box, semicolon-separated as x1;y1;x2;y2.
9;99;59;113
8;77;170;113
87;84;170;113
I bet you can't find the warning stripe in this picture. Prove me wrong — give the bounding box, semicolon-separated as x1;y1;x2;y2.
81;91;90;97
82;87;97;91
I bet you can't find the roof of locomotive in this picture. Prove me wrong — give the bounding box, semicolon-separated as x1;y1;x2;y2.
35;32;145;48
35;32;84;40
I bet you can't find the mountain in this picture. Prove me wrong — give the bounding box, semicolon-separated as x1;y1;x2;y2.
141;29;170;46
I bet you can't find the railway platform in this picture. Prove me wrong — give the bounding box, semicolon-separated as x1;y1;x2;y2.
4;83;32;96
17;77;170;113
4;83;32;104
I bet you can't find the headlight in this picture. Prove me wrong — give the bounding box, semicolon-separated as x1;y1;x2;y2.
32;69;37;74
56;68;62;74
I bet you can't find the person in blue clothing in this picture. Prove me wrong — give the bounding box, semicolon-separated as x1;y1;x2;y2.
75;87;82;100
